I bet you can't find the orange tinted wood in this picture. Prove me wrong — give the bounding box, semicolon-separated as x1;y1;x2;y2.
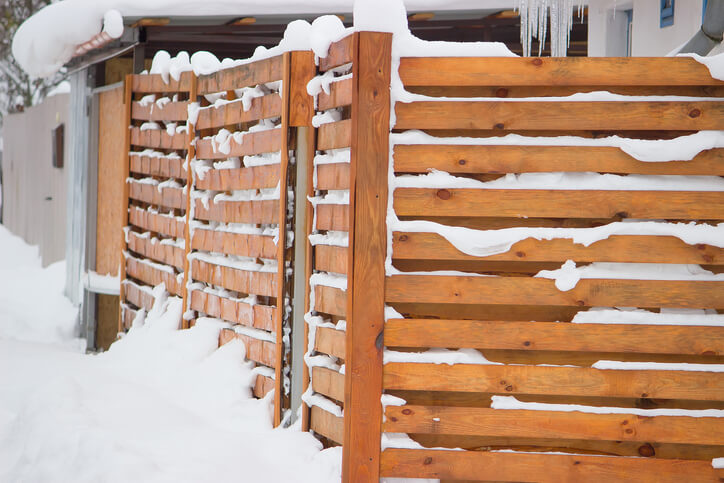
127;181;186;210
125;255;182;296
128;207;185;239
314;245;348;274
383;363;724;401
218;328;276;367
195;164;279;191
398;57;724;87
191;229;277;259
386;275;724;310
394;188;724;220
127;231;184;270
129;153;185;179
316;163;351;190
319;77;353;111
289;51;315;126
195;94;281;130
314;326;346;359
312;366;345;403
194;128;282;159
191;259;277;298
197;56;283;94
189;289;275;332
310;406;344;444
319;35;354;72
394;101;724;131
384;319;724;356
122;280;155;311
393;144;724;176
193;198;278;224
315;285;347;317
129;127;187;150
131;100;188;121
317;119;352;150
253;374;276;398
131;72;193;93
380;448;723;482
315;204;349;231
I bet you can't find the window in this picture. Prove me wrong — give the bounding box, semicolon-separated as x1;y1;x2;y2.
52;124;64;168
660;0;674;27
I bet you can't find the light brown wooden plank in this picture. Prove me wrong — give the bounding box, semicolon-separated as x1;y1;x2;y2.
193;198;278;224
129;127;187;150
318;77;353;111
394;188;724;221
406;84;724;99
289;50;315;127
253;374;276;398
380;448;723;482
316;163;350;190
384;363;724;401
315;285;347;317
398;57;724;87
310;405;344;444
131;100;188;121
127;231;184;270
131;72;193;93
394;101;724;131
121;304;138;330
129;153;185;179
218;328;276;367
392;232;724;265
317;119;352;150
128;206;185;239
384;405;724;446
393;144;724;176
319;35;354;72
315;204;349;231
180;71;197;330
386;275;724;310
314;245;348;275
122;280;155;312
314;326;346;359
194;128;282;159
191;259;277;298
125;255;182;296
191;229;277;259
127;181;186;210
197;55;283;94
312;366;345;403
194;164;279;191
189;289;275;332
384;319;724;356
195;94;281;130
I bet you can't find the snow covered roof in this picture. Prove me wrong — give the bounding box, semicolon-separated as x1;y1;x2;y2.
12;0;516;78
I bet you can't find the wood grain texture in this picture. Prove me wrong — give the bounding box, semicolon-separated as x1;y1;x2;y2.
189;289;275;332
310;406;344;444
196;94;281;130
289;51;315;127
125;255;182;296
314;245;348;274
319;35;354;72
383;363;724;401
393;144;724;176
218;328;276;367
316;163;351;190
191;259;277;298
394;101;724;131
398;57;724;87
315;204;349;231
193;198;278;224
129;127;187;150
130;72;193;93
318;77;353;111
128;206;185;239
129;153;185;179
191;229;277;259
380;448;724;482
195;164;279;191
312;366;345;403
314;326;346;360
131;100;188;121
197;55;283;94
317;119;352;150
127;231;184;270
127;181;186;210
194;127;281;159
315;285;347;317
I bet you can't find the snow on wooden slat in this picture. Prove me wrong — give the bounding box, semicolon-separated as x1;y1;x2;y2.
319;34;354;72
127;231;184;270
189;290;275;332
314;326;346;360
191;259;277;299
312;366;345;403
192;198;278;225
129;153;185;179
197;55;284;95
129;127;187;150
127;180;186;211
131;72;193;93
195;94;281;130
318;77;353;111
128;207;185;239
131;101;188;122
317;119;351;150
191;229;277;259
194;164;279;191
194;128;282;159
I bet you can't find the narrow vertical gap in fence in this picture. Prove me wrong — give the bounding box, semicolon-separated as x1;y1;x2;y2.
182;74;198;331
342;31;393;482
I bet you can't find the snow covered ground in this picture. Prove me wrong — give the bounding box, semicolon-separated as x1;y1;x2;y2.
0;224;341;483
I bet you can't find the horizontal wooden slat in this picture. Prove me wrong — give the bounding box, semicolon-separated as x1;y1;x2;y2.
315;204;349;231
131;100;188;121
127;231;184;269
310;406;344;444
318;77;353;111
197;56;283;94
314;326;346;359
120;304;137;330
218;328;276;367
253;374;276;398
312;366;345;403
385;319;724;356
384;405;724;446
129;153;185;179
394;101;724;131
314;245;348;274
122;280;155;312
392;232;724;265
191;228;277;259
394;189;724;221
380;448;723;482
319;35;354;72
131;72;193;93
195;164;279;191
125;255;182;296
384;363;724;401
193;198;278;224
316;163;350;190
314;285;346;317
128;206;185;239
317;119;351;150
128;181;186;210
195;93;282;130
398;57;724;87
194;128;281;159
386;275;724;310
191;259;277;298
406;84;724;99
189;289;275;332
129;127;187;150
393;144;724;176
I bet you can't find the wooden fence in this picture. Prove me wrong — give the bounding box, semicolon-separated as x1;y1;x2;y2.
116;32;724;482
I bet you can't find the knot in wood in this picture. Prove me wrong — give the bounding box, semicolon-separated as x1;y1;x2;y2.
423;457;433;465
515;251;525;258
638;444;655;457
436;189;452;200
532;58;543;66
398;234;409;242
494;123;505;129
689;108;701;118
402;408;413;415
458;159;467;165
495;87;509;97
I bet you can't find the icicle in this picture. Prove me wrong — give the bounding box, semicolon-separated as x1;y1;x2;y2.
517;0;583;57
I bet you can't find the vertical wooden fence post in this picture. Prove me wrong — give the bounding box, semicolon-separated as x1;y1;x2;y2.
343;31;393;482
118;74;133;334
181;73;197;330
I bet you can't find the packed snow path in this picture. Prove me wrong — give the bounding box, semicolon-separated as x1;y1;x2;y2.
0;225;340;483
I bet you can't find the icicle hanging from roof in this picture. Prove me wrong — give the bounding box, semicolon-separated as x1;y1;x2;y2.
518;0;584;57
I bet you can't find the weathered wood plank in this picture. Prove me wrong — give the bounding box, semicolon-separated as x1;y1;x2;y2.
314;245;348;274
384;405;724;446
193;198;278;224
316;163;351;190
197;56;283;94
394;188;724;221
315;285;347;317
127;180;186;210
195;94;281;130
319;35;354;72
398;57;724;87
393;144;724;176
394;101;724;131
122;280;155;312
384;363;724;401
406;84;724;98
125;255;182;296
384;319;724;356
310;406;344;444
392;232;724;265
315;203;349;231
129;153;185;179
194;164;279;191
127;231;184;270
194;128;282;159
189;289;275;332
131;100;188;121
129;127;187;150
314;326;346;359
128;206;185;239
317;119;352;150
312;366;345;403
191;259;277;298
131;72;193;93
191;229;277;259
380;448;723;482
318;77;353;111
386;275;724;310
